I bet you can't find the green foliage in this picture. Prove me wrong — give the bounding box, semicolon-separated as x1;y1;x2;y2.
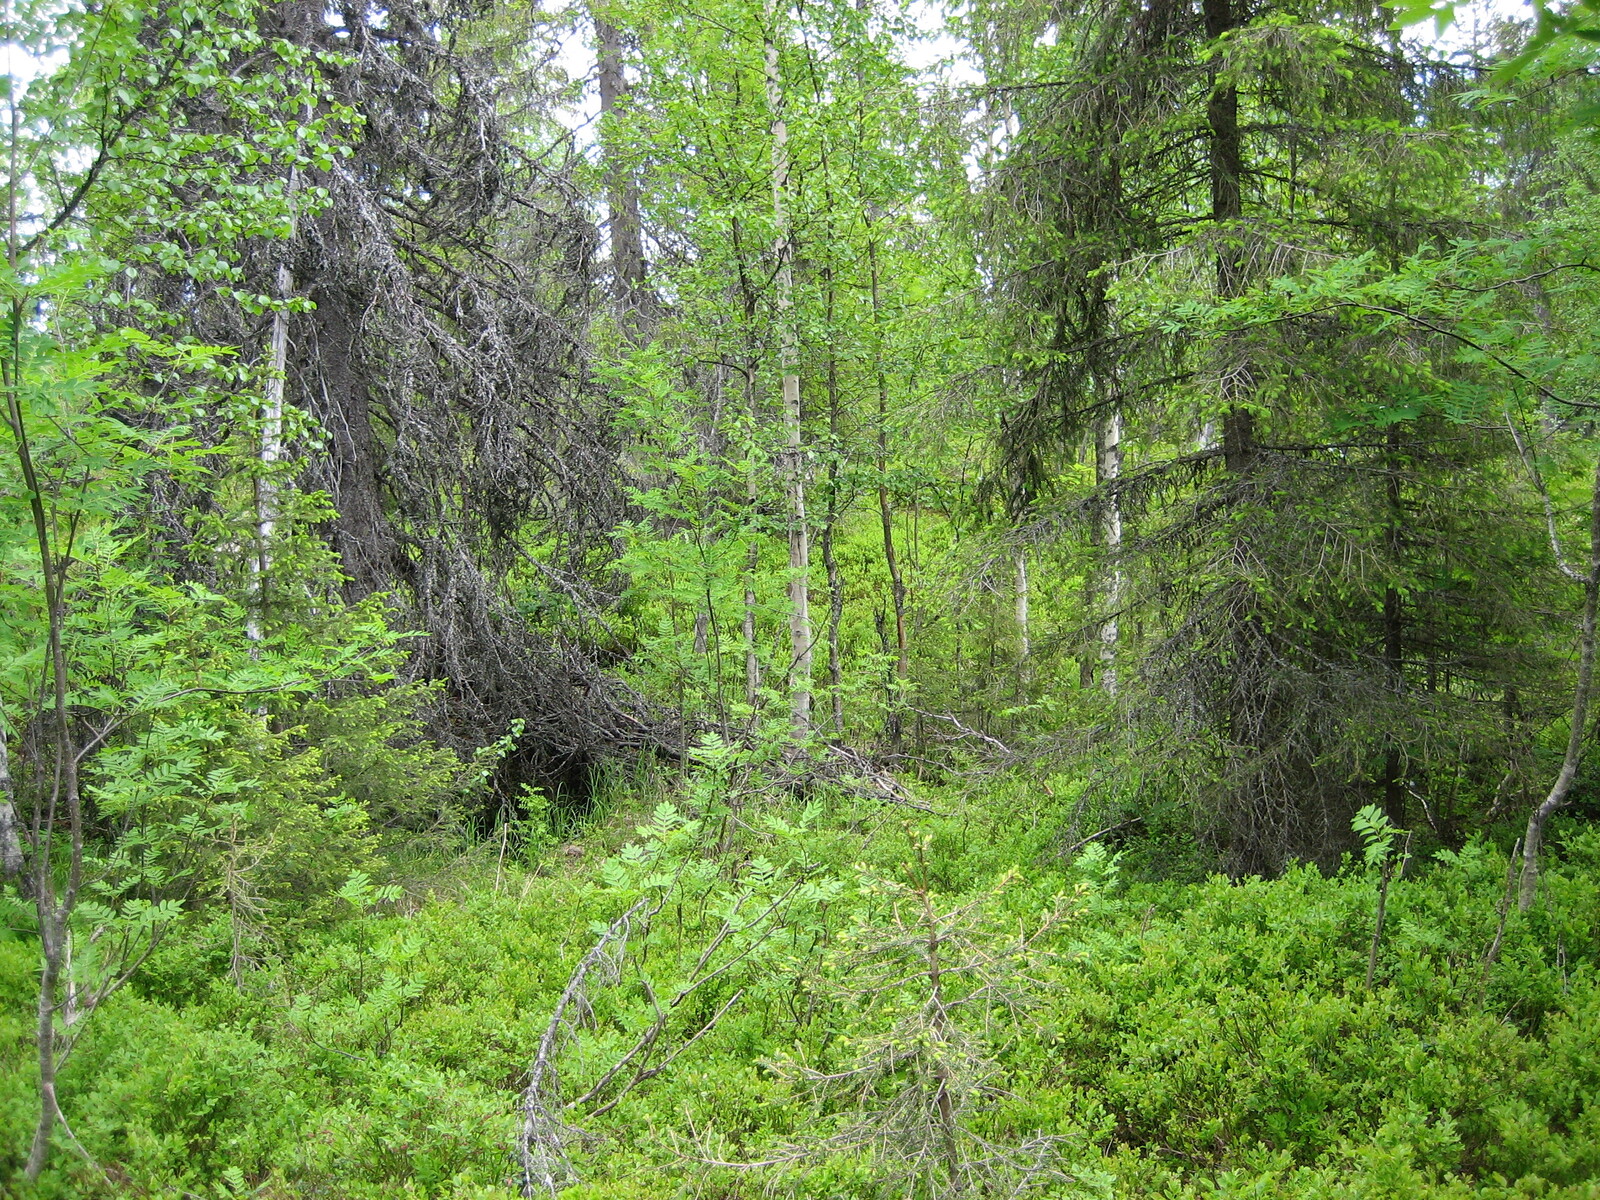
5;0;1600;1194
1353;805;1402;869
5;777;1597;1198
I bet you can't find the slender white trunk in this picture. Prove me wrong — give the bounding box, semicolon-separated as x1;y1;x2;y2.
744;539;761;707
764;0;810;738
248;163;301;648
742;357;761;709
1014;548;1030;685
1519;452;1600;908
867;236;907;744
1099;408;1124;695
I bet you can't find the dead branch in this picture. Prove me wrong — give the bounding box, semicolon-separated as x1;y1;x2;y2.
518;897;649;1197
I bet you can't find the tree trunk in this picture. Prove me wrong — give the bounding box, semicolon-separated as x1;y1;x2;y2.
0;722;21;879
823;526;844;733
1519;453;1600;909
1381;428;1406;827
1204;0;1278;873
764;0;811;739
867;235;907;746
1205;0;1252;471
26;913;63;1179
594;8;647;332
6;291;84;1182
731;218;763;713
744;514;761;711
1098;408;1124;695
309;282;393;601
823;273;845;734
248;160;301;649
1080;425;1101;690
1014;547;1030;688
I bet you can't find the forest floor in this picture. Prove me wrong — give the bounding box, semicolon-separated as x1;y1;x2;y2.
3;769;1598;1199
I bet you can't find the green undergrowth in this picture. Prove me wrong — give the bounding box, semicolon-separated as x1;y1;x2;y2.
3;770;1598;1200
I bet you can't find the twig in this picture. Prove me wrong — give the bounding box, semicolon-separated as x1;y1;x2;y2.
1504;410;1583;582
588;988;745;1119
1365;831;1410;992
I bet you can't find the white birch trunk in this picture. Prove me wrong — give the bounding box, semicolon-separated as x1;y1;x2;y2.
744;363;762;710
764;0;811;738
1518;451;1600;908
1014;548;1030;685
248;162;301;649
1099;408;1124;695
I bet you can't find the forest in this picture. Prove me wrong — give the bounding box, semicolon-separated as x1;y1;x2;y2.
2;0;1600;1193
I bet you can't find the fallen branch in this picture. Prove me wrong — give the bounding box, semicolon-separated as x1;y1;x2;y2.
911;709;1015;756
518;897;650;1197
1057;816;1145;859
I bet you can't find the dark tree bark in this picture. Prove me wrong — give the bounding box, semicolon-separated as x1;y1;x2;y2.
306;280;397;601
594;8;649;331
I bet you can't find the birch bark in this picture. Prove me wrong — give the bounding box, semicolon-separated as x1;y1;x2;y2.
247;155;302;649
764;0;812;738
1098;408;1123;695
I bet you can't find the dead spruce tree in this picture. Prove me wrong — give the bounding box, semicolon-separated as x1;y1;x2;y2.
761;845;1077;1197
518;803;841;1195
131;0;662;793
